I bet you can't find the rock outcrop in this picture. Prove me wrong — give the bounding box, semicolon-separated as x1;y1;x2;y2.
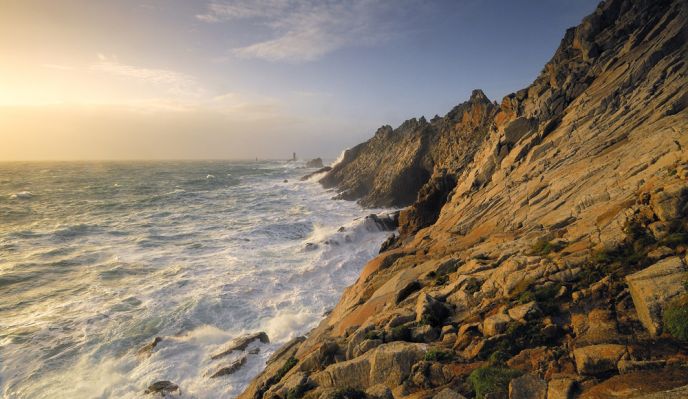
242;0;688;398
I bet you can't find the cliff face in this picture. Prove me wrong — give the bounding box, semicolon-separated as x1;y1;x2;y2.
242;0;688;398
320;90;498;209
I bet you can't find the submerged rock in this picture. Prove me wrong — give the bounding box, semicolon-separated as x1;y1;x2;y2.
211;332;269;360
306;158;324;168
208;356;247;378
144;381;180;396
137;336;162;358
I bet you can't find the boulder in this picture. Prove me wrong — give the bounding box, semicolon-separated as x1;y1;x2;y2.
507;301;539;321
626;257;688;335
369;342;427;386
353;339;383;358
650;183;688;221
315;342;426;390
300;341;339;372
508;374;547;399
434;387;468;399
264;371;312;398
573;344;626;375
547;378;575;399
416;293;450;326
313;356;371;390
483;312;512;337
366;384;394;399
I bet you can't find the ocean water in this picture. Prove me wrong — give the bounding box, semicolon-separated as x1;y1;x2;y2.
0;160;390;398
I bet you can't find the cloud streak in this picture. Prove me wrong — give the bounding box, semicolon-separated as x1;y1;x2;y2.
197;0;409;63
91;55;203;97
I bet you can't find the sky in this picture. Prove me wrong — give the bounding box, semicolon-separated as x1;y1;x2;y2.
0;0;600;161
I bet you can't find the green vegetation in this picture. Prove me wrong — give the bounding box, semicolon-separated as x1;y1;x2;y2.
469;366;522;399
332;388;367;399
286;381;313;399
424;348;454;362
530;238;566;256
364;329;383;341
270;357;298;384
664;295;688;341
487;350;510;366
483;320;553;359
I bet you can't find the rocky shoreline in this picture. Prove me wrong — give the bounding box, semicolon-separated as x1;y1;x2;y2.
236;0;688;398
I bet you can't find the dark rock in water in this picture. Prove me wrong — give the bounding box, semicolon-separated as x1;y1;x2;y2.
208;356;247;378
379;233;400;253
249;347;260;355
305;242;318;251
337;226;346;232
300;166;332;181
283;179;288;183
306;158;324;168
137;336;162;358
211;332;270;360
365;212;399;231
144;381;180;396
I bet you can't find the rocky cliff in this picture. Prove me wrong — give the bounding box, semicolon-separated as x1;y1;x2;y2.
242;0;688;398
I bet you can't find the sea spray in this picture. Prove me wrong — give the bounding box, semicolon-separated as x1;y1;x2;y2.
0;161;392;398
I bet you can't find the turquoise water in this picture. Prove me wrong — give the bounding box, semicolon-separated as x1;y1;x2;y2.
0;161;388;398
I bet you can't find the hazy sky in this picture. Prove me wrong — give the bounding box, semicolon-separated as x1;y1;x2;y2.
0;0;599;161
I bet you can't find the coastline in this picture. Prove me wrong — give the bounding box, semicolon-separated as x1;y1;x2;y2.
239;0;688;398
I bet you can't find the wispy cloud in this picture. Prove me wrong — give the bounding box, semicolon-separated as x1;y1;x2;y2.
196;0;411;63
91;54;203;97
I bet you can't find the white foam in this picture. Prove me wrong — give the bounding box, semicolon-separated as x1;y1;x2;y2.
330;148;348;168
9;191;33;199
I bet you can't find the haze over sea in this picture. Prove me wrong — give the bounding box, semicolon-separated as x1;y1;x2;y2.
0;160;389;398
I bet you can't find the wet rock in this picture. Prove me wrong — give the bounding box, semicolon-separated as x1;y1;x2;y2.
307;158;324;168
365;212;400;231
573;344;626;375
144;381;180;396
508;373;547;399
301;166;333;181
208;356;247;378
626;256;688;335
211;331;269;360
137;336;162;358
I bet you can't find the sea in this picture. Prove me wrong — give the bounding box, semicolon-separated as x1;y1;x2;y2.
0;159;391;398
